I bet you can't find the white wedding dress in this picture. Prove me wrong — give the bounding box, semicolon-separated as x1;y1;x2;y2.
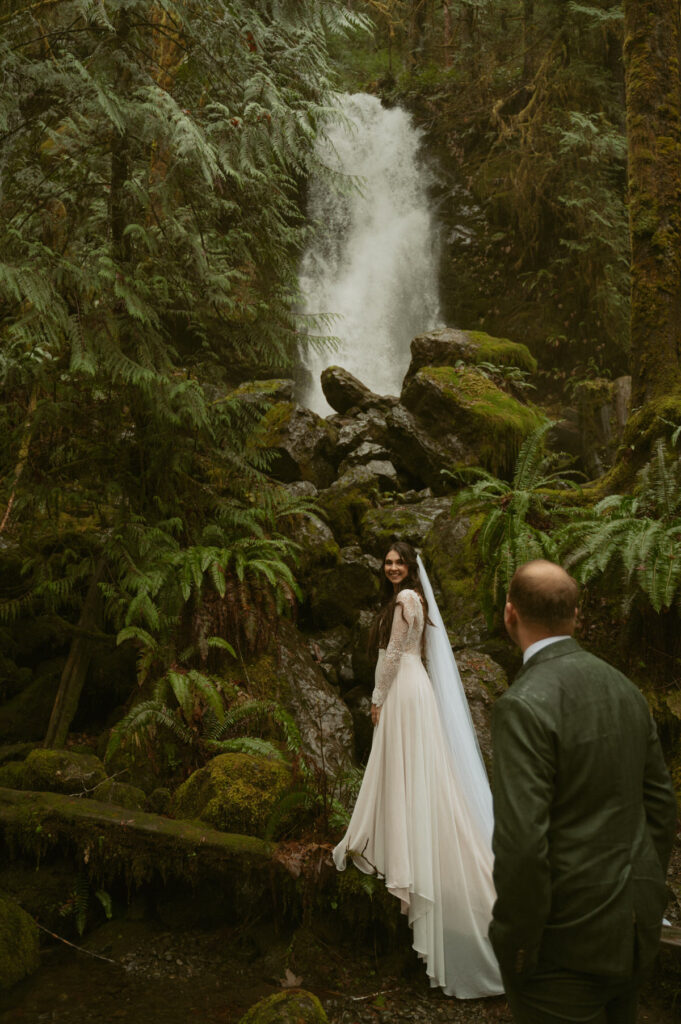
333;586;503;999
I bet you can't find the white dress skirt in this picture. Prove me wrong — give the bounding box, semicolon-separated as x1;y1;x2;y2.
333;590;503;999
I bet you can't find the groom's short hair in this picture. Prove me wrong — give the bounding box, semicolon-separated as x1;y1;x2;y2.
509;560;579;632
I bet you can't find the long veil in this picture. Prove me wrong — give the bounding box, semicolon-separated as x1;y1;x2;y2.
417;554;495;844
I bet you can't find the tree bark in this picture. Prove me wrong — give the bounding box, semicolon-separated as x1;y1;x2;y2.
623;0;681;405
43;561;104;748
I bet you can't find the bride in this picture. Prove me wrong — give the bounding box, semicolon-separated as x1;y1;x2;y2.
333;541;503;999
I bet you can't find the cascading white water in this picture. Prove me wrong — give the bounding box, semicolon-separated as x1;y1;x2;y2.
298;93;441;414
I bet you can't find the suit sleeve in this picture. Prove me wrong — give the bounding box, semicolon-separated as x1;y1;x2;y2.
642;712;678;875
489;693;555;977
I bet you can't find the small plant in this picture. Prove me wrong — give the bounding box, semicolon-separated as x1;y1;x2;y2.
448;422;582;626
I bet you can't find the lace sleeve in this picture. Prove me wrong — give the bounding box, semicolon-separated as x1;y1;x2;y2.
371;590;421;707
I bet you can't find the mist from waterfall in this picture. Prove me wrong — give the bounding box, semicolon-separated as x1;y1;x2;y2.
298;93;441;414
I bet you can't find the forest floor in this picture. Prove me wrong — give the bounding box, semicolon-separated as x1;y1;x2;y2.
0;907;678;1024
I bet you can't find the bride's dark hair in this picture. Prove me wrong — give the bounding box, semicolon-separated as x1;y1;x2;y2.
369;540;430;658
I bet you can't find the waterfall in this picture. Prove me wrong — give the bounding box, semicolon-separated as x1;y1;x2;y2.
298;93;441;415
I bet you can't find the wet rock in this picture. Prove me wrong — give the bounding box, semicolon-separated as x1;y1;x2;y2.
422;513;485;646
239;989;328;1024
292;512;341;585
224;621;355;777
93;779;147;811
335;409;389;457
359;497;451;558
307;547;381;629
403;327;537;386
172;753;292;837
351;610;376;688
0;895;40;990
22;748;107;795
307;626;353;668
259;402;338;488
385;403;466;491
402;365;545;479
321;366;379;414
455;649;508;771
331;460;399;494
343;685;373;762
338;442;391;476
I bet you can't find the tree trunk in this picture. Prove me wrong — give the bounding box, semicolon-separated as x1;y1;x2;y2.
44;562;104;749
623;0;681;405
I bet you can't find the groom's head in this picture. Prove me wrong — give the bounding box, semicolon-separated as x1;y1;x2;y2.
505;560;579;650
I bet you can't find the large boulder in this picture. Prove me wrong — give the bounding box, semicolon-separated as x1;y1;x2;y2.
0;895;40;990
385;403;468;491
223;621;355;776
337;441;392;476
172;752;292;836
402;365;545;479
22;748;107;795
239;990;328;1024
321;366;386;414
403;327;537;386
259;402;338;488
290;512;341;583
307;547;381;629
331;460;400;494
359;496;452;558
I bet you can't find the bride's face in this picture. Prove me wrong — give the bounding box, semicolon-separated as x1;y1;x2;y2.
384;549;408;588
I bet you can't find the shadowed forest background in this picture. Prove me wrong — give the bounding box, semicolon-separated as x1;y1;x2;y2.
0;1;680;1021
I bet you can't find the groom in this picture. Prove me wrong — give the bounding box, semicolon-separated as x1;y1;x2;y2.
490;559;677;1024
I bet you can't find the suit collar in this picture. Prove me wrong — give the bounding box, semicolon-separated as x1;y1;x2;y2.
513;637;581;685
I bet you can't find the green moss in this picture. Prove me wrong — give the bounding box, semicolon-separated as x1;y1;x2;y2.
0;762;28;789
465;331;538;374
317;487;373;546
423;513;485;635
422;365;546;476
23;748;107;795
239;990;328;1024
92;779;147;810
0;895;40;990
172;753;292;837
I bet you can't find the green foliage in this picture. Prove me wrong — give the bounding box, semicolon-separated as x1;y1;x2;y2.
449;422;581;625
561;440;681;614
0;0;367;739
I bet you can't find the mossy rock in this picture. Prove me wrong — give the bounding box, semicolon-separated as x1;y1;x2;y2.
0;895;40;990
422;512;486;644
306;547;381;628
258;402;338;489
239;990;328;1024
172;753;292;837
403;365;545;478
0;743;37;767
147;787;172;815
0;664;62;742
404;327;537;385
23;748;107;795
316;486;373;546
92;779;147;810
359;497;451;558
0;761;28;789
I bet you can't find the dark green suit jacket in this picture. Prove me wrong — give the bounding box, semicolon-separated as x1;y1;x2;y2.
489;638;677;980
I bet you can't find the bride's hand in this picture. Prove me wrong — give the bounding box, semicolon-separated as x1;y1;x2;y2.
371;703;381;726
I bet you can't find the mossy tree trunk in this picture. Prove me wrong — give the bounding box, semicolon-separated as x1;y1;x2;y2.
623;0;681;405
44;561;104;749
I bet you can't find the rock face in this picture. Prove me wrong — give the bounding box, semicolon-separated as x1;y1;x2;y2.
307;546;381;628
259;402;338;488
239;990;328;1024
455;649;508;771
385;404;467;491
0;895;40;990
359;497;451;558
172;753;292;836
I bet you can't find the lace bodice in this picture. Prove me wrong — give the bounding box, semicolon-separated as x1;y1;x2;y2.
371;589;424;707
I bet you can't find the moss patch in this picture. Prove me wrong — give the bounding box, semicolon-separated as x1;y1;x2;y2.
465;330;537;373
23;748;107;795
172;753;292;837
0;894;40;990
239;990;328;1024
317;487;373;546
